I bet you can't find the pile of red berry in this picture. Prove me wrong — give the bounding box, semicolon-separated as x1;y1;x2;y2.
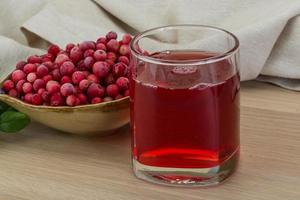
1;31;131;106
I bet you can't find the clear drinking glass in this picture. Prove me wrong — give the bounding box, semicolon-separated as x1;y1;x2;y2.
129;25;240;186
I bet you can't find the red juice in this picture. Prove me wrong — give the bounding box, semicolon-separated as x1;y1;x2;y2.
130;51;240;169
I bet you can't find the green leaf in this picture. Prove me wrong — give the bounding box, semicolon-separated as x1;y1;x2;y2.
0;111;31;133
5;107;17;112
0;101;9;114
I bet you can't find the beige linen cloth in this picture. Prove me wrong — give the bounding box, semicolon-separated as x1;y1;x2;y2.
0;0;300;90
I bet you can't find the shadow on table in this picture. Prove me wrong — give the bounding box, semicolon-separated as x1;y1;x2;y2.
0;122;131;160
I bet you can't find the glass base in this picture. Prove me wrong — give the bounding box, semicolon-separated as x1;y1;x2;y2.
132;148;239;187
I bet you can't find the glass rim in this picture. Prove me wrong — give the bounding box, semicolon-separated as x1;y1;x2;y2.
130;24;240;66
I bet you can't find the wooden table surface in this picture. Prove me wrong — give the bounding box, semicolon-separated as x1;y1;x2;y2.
0;81;299;200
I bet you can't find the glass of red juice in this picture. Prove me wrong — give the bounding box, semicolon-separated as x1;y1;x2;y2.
129;25;240;186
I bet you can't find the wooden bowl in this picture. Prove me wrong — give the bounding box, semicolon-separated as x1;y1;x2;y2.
0;93;130;135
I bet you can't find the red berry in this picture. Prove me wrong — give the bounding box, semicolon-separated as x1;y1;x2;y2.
48;44;60;56
82;71;90;77
112;62;128;77
55;54;70;66
72;71;86;85
41;91;50;102
74;85;81;94
8;89;18;98
65;43;75;53
33;79;45;91
106;84;119;98
76;97;81;105
91;97;102;104
79;41;95;51
119;44;130;56
122;34;132;44
12;70;26;83
16;80;26;93
79;79;91;92
50;93;64;106
97;37;107;44
105;74;115;85
77;93;88;105
24;93;33;103
2;80;15;92
93;50;107;61
87;74;100;83
27;55;42;64
118;56;129;65
107;52;117;62
42;61;55;70
106;59;115;67
107;39;119;52
70;46;83;63
83;56;95;70
22;82;33;93
124;89;130;97
60;83;76;97
46;80;60;94
23;64;36;74
66;95;79;106
60;76;72;84
37;88;46;95
116;77;129;91
84;49;95;58
77;60;86;70
93;61;110;78
36;64;49;77
52;63;60;70
43;75;53;83
41;53;55;62
58;51;69;56
31;94;43;105
51;69;61;81
115;94;124;100
27;72;37;83
87;83;104;98
16;61;27;70
103;96;113;102
106;31;118;40
60;61;75;76
96;43;107;51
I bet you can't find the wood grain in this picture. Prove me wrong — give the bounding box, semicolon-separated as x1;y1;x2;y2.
0;81;299;200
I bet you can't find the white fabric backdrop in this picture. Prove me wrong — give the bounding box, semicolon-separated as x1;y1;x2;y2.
1;0;300;90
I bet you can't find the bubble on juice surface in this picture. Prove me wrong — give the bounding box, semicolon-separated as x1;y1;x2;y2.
189;80;227;90
172;66;198;75
150;50;171;59
189;83;210;90
135;78;158;89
